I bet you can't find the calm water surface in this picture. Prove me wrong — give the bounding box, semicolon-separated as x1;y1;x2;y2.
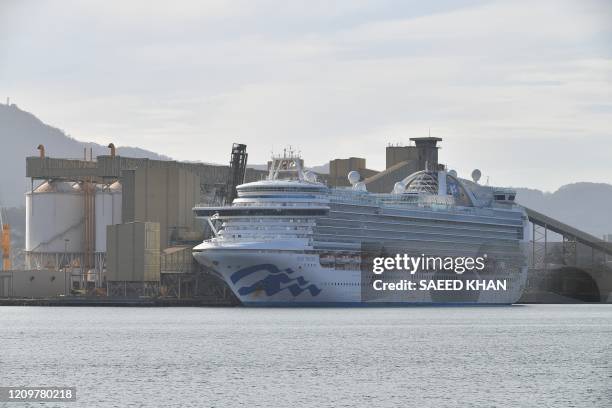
1;305;611;408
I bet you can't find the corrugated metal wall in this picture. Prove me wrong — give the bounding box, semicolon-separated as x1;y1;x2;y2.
106;222;160;282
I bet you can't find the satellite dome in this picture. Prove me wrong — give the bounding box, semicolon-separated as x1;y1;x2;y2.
448;169;457;178
471;169;482;183
393;181;406;194
347;171;361;185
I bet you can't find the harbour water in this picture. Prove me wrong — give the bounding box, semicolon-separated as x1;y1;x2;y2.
1;305;611;407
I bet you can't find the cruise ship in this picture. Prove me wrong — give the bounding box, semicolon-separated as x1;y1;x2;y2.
193;142;529;306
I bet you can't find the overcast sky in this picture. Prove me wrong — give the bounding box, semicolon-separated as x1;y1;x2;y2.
1;0;611;191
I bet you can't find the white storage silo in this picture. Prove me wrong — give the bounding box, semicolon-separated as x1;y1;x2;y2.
95;181;122;253
26;181;84;254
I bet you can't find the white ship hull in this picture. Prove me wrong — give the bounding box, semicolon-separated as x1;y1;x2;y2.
193;246;527;306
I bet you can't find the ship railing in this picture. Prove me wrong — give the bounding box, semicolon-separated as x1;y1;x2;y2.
330;190;522;219
330;190;379;205
209;236;311;244
232;202;329;208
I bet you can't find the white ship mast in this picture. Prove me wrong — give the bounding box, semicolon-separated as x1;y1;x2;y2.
268;147;305;181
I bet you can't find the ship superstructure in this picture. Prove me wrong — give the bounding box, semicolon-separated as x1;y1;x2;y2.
193;147;528;306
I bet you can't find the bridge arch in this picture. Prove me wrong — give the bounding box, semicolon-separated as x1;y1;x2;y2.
548;267;601;302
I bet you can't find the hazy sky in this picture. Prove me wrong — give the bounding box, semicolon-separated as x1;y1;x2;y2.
1;0;611;191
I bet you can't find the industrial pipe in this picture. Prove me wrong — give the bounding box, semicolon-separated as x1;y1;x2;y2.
37;144;45;158
108;143;116;157
1;224;11;271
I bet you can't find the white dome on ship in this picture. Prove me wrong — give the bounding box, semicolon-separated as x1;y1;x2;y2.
347;171;361;185
404;171;439;195
400;170;475;206
393;181;406;194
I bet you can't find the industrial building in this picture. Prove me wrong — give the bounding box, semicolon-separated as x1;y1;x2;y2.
327;137;442;192
328;157;377;187
0;269;69;298
18;143;265;300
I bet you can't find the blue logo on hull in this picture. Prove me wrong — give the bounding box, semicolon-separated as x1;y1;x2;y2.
230;264;321;297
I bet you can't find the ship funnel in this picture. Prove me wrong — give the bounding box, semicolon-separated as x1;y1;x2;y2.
410;137;442;171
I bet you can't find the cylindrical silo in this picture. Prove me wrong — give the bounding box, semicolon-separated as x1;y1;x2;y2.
95;181;122;253
25;181;84;254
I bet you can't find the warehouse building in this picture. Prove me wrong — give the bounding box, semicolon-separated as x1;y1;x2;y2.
24;143;265;298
